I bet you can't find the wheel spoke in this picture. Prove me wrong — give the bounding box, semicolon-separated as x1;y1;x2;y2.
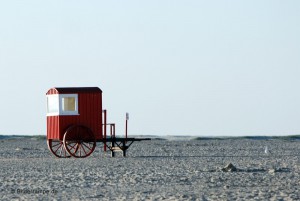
63;125;96;158
81;143;88;155
69;144;76;154
82;142;93;151
87;142;94;148
68;142;78;151
74;143;80;154
51;142;61;148
48;139;70;158
76;144;81;157
54;143;63;153
59;145;63;156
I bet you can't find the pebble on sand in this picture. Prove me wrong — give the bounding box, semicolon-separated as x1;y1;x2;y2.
221;163;237;172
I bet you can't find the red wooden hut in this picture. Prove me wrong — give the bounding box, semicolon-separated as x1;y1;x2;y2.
46;87;102;140
46;87;150;158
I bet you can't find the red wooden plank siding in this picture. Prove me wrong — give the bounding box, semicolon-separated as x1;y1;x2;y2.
47;116;59;139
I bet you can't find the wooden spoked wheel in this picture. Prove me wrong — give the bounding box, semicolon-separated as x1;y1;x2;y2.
63;125;96;158
47;139;71;158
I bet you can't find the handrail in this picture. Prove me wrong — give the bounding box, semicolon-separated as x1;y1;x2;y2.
102;109;128;152
102;123;115;137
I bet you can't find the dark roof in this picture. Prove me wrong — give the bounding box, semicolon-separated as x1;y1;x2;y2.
51;87;102;93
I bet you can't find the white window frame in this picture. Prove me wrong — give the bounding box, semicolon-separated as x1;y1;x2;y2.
46;94;79;116
59;94;79;115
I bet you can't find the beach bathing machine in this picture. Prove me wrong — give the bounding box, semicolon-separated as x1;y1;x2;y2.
46;87;149;158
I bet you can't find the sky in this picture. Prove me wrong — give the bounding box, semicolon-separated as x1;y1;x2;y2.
0;1;299;136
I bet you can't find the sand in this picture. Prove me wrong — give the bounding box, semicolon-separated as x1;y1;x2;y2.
1;137;300;200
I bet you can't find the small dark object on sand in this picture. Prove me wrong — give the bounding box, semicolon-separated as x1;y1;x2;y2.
221;163;237;172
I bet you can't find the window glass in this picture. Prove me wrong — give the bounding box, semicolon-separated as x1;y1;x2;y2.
47;95;59;114
62;97;76;111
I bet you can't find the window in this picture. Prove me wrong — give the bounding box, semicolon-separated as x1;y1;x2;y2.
62;97;76;111
47;94;79;116
47;95;59;114
59;94;78;115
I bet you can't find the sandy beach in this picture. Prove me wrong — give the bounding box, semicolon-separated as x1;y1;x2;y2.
1;136;300;200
